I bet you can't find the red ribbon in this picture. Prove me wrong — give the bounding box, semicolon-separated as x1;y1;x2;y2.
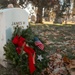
12;35;36;74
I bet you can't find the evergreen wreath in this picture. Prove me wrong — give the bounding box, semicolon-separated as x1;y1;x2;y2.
4;26;49;75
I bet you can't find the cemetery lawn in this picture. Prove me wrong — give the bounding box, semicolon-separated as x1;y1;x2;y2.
0;24;75;75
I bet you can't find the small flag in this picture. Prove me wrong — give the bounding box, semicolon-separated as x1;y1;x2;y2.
34;37;44;50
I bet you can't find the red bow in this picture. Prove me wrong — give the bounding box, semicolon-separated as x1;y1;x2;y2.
12;35;36;74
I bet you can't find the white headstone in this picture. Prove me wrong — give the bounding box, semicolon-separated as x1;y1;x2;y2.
0;8;28;67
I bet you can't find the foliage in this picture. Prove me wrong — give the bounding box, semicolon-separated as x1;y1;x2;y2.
4;26;49;75
0;0;8;8
0;0;71;8
0;0;71;23
0;0;59;8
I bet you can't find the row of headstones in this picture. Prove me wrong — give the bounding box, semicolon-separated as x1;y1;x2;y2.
0;8;28;67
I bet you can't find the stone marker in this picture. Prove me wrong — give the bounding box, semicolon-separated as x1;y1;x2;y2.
0;8;28;67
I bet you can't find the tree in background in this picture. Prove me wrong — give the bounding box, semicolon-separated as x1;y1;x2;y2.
21;0;59;23
0;0;59;23
72;0;75;15
0;0;9;8
0;0;71;23
53;0;71;23
17;0;71;23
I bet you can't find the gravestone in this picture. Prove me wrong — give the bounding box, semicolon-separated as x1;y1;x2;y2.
31;15;36;23
0;8;28;67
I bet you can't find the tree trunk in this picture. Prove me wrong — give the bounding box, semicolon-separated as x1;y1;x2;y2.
54;11;62;24
53;3;62;24
36;7;42;23
72;0;75;15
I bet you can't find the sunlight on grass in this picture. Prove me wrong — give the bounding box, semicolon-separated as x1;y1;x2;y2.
29;19;75;26
30;22;75;27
